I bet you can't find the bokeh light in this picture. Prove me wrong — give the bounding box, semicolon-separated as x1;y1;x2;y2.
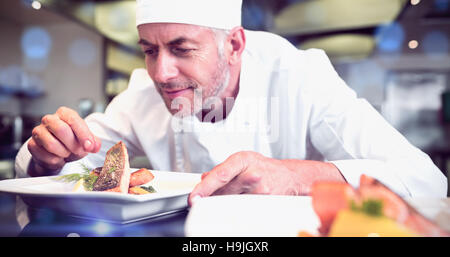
93;222;111;235
408;40;419;49
375;22;405;53
31;0;41;10
21;26;52;59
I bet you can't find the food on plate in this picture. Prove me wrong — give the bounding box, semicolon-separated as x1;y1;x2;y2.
300;174;450;237
128;185;156;195
93;141;131;193
328;209;417;237
56;141;156;195
129;168;155;187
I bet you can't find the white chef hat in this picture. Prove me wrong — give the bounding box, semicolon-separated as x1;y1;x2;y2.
136;0;242;30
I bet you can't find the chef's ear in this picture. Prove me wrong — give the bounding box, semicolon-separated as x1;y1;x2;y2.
225;26;246;65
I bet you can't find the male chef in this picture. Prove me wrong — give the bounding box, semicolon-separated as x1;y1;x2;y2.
15;0;447;203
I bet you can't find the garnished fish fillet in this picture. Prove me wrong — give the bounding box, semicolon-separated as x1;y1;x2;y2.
92;141;131;193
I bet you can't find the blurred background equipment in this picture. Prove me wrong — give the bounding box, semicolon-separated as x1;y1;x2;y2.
0;0;449;190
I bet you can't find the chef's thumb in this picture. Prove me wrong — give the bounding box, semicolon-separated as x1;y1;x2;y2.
188;192;203;207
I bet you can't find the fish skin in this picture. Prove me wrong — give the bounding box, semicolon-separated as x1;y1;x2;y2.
92;141;131;193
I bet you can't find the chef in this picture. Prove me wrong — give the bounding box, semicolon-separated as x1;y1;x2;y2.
15;0;447;203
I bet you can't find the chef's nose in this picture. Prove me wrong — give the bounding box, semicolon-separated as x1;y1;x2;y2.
152;51;179;84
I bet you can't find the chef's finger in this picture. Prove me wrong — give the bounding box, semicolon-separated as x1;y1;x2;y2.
211;169;262;195
56;107;96;152
210;178;246;195
93;134;102;153
41;114;85;156
28;139;66;173
189;153;247;203
201;171;210;180
64;151;88;162
31;125;71;158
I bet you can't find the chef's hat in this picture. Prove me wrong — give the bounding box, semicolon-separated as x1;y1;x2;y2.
136;0;242;30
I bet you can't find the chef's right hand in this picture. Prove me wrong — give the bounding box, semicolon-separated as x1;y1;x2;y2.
27;106;102;177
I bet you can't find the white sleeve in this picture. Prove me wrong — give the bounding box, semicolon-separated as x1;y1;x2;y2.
305;49;447;197
14;138;33;178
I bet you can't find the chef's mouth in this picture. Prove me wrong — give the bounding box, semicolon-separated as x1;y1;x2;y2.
162;87;193;99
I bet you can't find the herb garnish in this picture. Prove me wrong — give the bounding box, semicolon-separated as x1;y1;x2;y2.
108;166;116;174
140;185;156;193
350;199;383;217
54;163;99;191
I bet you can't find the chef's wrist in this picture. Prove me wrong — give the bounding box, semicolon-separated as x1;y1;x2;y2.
322;161;346;183
281;159;346;188
28;158;62;177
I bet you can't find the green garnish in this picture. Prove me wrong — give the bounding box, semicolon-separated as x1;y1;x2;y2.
108;166;116;174
54;173;83;183
81;163;91;173
83;173;99;191
54;163;99;191
140;185;156;193
350;199;384;217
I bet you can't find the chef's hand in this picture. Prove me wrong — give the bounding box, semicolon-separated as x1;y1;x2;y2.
27;106;101;177
188;151;345;206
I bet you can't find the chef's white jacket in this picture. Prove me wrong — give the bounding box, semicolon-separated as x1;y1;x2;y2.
15;30;447;197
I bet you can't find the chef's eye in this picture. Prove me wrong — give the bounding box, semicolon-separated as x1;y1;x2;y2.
171;47;192;56
144;48;157;56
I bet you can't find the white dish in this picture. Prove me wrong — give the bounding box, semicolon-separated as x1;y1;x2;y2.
0;170;201;224
185;194;320;237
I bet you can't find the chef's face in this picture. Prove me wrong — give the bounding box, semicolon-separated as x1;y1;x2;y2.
138;23;230;116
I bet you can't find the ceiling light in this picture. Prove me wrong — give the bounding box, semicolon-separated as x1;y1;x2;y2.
31;1;41;10
408;40;419;49
410;0;420;6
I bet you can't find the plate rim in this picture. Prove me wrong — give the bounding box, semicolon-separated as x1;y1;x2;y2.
0;170;201;203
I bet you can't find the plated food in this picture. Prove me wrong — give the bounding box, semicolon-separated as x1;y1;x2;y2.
56;141;156;195
301;175;450;237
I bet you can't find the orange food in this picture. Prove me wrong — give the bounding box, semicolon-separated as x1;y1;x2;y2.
358;175;409;223
297;231;317;237
104;187;122;193
358;174;448;237
129;168;154;187
311;181;358;234
128;186;150;195
328;209;418;237
310;175;450;237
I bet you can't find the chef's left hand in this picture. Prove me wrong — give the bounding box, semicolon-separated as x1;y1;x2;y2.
188;151;345;206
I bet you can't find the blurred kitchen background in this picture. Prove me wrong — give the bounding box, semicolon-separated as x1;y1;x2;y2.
0;0;449;190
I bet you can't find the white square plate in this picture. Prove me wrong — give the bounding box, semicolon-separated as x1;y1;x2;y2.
185;194;321;237
0;170;201;224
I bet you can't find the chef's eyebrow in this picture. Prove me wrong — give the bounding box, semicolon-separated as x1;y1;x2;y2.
138;38;154;47
168;37;189;46
138;37;197;47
